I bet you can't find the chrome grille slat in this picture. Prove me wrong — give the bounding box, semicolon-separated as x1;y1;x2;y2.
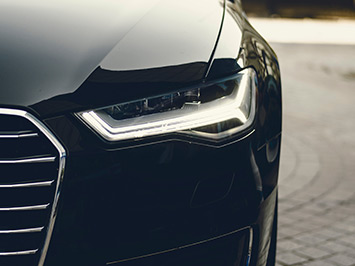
0;131;38;139
0;227;44;234
0;204;50;212
0;180;54;188
0;108;66;266
0;156;56;164
0;249;38;256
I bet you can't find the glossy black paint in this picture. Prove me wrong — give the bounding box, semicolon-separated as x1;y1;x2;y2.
0;0;223;116
0;0;282;266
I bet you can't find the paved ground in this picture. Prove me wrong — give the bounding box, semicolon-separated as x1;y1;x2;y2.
272;43;355;266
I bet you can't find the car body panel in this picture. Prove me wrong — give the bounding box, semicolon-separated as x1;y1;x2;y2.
0;0;224;116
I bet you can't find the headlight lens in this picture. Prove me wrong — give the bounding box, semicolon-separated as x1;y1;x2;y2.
76;68;257;142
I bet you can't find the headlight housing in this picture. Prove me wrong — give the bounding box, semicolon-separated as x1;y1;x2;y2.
76;68;257;142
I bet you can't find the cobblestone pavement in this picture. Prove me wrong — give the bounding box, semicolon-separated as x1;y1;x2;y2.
273;43;355;266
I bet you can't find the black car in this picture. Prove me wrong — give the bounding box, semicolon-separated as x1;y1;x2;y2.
0;0;282;265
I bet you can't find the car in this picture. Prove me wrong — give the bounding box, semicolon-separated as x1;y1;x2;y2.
0;0;282;265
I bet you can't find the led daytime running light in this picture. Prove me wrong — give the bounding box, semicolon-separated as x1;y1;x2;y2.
77;68;256;141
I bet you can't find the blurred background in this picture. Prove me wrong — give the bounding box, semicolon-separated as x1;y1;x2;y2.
243;0;355;18
241;1;355;266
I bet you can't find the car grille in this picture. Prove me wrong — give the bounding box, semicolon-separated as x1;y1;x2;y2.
0;109;66;266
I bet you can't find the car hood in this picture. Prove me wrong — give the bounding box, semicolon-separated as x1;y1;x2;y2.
0;0;224;116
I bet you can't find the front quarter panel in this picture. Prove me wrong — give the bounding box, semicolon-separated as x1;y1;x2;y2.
207;2;282;266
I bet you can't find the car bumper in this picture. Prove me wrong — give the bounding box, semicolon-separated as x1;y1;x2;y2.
41;114;280;266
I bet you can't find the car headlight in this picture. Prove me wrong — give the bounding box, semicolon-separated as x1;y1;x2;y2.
76;68;257;142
